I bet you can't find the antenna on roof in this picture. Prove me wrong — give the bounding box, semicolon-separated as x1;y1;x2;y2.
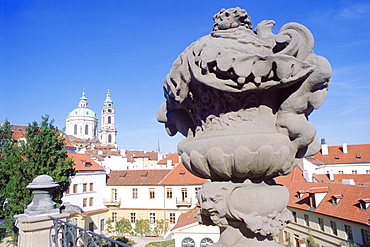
157;135;161;153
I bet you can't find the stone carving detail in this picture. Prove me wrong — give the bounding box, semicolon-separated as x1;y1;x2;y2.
158;7;331;247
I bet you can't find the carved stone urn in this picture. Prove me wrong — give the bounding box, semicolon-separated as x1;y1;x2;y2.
158;7;331;246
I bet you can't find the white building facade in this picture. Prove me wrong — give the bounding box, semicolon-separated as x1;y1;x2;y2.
66;91;98;141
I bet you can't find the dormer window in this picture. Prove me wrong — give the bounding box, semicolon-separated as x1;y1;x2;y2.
334;154;340;160
141;171;148;179
356;153;362;159
331;194;343;205
309;193;317;208
296;190;306;199
359;199;370;210
83;161;92;167
179;172;185;177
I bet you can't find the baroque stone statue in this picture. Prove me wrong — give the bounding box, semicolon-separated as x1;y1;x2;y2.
158;7;331;246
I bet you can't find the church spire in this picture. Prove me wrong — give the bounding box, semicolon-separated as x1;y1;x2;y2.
103;89;113;108
78;90;88;108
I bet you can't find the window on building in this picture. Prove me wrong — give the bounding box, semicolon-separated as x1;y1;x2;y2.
83;183;87;192
89;222;94;232
83;198;87;207
195;187;201;198
170;213;176;224
89;197;93;206
73;184;78;193
304;214;309;227
111;188;117;201
130;212;136;223
181;188;188;200
330;221;338;235
89;183;94;192
338;170;344;174
360;199;370;210
200;238;214;247
366;170;370;174
108;116;111;124
362;229;370;246
292;211;297;223
100;219;105;231
166;188;173;199
74;124;77;135
318;218;324;231
309;194;316;208
149;188;155;199
132;188;138;199
108;134;112;143
352;170;357;174
345;225;353;242
66;186;70;194
149;213;155;224
112;212;117;223
85;125;88;135
181;237;195;247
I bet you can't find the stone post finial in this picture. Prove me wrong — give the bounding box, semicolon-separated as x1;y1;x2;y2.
24;175;60;216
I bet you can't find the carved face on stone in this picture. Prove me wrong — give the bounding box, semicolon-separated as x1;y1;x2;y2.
198;182;229;226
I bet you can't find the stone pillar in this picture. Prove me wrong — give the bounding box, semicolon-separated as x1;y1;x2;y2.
15;175;69;247
158;7;331;247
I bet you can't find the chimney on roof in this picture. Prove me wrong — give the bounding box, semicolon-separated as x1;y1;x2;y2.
321;138;328;155
342;143;348;154
328;170;334;182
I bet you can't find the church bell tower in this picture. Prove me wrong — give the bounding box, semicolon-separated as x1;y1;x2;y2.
99;90;117;147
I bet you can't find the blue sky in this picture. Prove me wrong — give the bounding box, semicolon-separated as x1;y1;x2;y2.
1;0;369;153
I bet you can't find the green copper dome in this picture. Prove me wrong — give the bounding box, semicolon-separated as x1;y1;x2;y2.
68;91;97;118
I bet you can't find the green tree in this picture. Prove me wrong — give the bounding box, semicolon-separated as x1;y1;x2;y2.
154;219;169;236
0;116;74;217
134;219;150;236
115;217;133;235
21;115;75;203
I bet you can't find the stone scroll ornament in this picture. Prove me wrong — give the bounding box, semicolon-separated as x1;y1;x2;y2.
158;7;331;246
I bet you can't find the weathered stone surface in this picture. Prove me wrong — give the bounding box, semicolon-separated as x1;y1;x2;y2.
158;7;331;246
158;7;331;182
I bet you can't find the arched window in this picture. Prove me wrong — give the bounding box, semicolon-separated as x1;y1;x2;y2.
74;125;77;135
200;238;214;247
181;238;195;247
85;125;88;135
108;116;111;124
108;134;112;143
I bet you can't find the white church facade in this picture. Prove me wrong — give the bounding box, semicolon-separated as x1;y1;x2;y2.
65;90;117;148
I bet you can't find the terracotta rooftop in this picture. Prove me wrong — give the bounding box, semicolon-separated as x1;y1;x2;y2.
171;206;200;231
12;130;25;140
275;166;370;226
107;169;171;186
158;153;180;165
313;174;370;186
314;143;370;164
125;150;159;162
160;163;207;185
107;163;207;186
67;152;105;172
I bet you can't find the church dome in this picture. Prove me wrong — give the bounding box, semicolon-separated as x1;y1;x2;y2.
68;108;97;118
67;91;97;119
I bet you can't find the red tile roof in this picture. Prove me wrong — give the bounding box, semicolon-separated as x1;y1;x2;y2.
160;163;207;185
67;153;105;171
107;169;171;186
106;163;207;186
158;153;180;165
314;143;370;164
275;167;370;226
313;174;370;186
12;131;25;140
171;206;199;231
125;150;159;162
